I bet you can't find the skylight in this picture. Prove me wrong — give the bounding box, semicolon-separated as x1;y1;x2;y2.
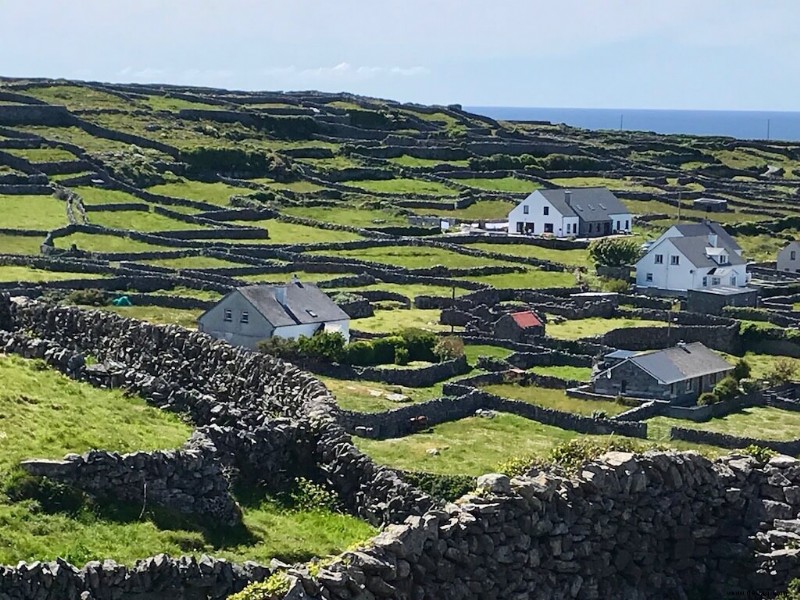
306;309;318;317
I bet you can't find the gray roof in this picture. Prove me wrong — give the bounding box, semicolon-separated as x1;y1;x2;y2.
626;342;733;385
688;286;757;297
605;349;640;360
538;187;630;222
238;282;349;327
668;236;746;270
672;221;740;251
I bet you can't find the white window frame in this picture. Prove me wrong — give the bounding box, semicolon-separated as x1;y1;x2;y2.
523;205;529;215
543;206;549;216
655;254;663;264
241;311;249;324
645;273;653;282
223;309;232;322
670;255;680;266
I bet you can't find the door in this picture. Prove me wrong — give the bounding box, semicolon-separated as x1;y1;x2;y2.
544;223;554;234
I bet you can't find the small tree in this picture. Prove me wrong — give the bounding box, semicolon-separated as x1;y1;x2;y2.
588;238;642;267
732;358;752;382
697;392;720;406
434;336;465;361
257;336;300;361
297;331;346;363
767;358;798;385
713;376;740;402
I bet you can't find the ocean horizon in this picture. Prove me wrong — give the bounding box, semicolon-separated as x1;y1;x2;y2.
466;106;800;142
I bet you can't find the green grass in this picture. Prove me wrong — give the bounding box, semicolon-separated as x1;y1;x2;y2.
148;181;252;206
482;383;627;416
231;220;362;244
649;406;800;442
349;178;458;196
528;365;593;381
414;200;515;220
387;156;469;168
255;179;327;193
0;354;373;565
143;95;221;112
320;377;445;412
88;209;209;232
143;255;242;269
238;271;345;284
54;233;170;253
0;234;44;255
455;177;538;193
353;308;458;334
0;194;67;230
720;352;800;381
24;85;136;111
354;413;638;476
463;344;514;365
0;266;104;283
296;156;365;170
550;177;662;193
738;232;800;262
5;147;77;163
546;317;667;340
74;187;148;206
622;198;770;225
93;305;203;329
316;246;506;270
282;206;407;228
331;282;472;301
454;269;577;289
469;243;590;267
149;287;223;302
16;126;134;154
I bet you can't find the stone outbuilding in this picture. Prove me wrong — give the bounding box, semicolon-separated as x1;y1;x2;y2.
592;342;733;403
686;286;758;315
693;197;728;213
493;310;545;342
777;241;800;274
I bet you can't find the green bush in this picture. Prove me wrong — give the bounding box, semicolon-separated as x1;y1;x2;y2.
540;154;605;171
588;238;642;267
733;358;752;381
257;336;300;361
65;288;107;307
496;454;539;478
400;471;476;502
398;328;437;362
394;346;409;366
297;331;346;363
697;392;720;406
344;341;375;366
434;336;465;361
713;376;740;401
739;378;760;394
228;573;291;600
2;470;87;515
602;278;630;293
549;438;641;473
288;477;341;513
742;444;776;464
767;358;798;385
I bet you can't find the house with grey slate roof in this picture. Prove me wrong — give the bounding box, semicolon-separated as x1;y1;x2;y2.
197;278;350;349
507;187;632;238
592;342;733;403
636;220;748;294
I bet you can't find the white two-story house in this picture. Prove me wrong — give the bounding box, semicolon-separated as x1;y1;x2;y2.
636;221;747;293
777;241;800;273
508;187;632;238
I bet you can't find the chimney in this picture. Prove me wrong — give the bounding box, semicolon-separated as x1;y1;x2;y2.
274;285;286;306
290;274;300;285
564;190;572;205
708;233;718;247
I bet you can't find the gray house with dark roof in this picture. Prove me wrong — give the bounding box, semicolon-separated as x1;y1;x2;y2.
593;342;733;403
197;280;350;349
508;187;633;238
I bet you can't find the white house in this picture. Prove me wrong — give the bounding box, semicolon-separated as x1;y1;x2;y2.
650;221;743;256
777;241;800;273
508;187;632;238
197;279;350;349
636;223;747;293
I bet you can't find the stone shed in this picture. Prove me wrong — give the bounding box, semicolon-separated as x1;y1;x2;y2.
493;310;545;342
687;286;758;315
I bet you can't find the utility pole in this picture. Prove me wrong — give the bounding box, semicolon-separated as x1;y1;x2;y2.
677;191;682;222
450;285;455;334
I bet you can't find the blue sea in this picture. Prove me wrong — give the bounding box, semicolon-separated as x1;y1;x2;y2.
466;107;800;142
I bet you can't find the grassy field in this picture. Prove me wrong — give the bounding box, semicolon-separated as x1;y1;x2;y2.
16;126;134;154
649;406;800;441
331;282;472;301
0;355;373;565
256;179;327;193
349;178;458;196
282;206;407;228
74;187;149;206
546;317;667;340
0;234;45;255
482;383;627;416
316;246;507;270
0;195;67;230
238;271;345;285
148;181;252;206
387;156;469;168
23;85;135;111
5;147;77;163
353;308;458;334
463;344;514;365
93;305;204;329
88;209;209;232
54;233;170;253
354;413;639;475
320;377;445;412
455;177;537;193
455;269;577;289
144;255;243;269
150;287;223;302
549;176;662;193
469;243;590;267
0;266;105;283
415;200;515;220
528;365;594;381
231;220;363;244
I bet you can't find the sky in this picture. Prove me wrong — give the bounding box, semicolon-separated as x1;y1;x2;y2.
2;0;799;111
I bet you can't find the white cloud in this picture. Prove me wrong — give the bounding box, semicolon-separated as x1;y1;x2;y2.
259;63;430;84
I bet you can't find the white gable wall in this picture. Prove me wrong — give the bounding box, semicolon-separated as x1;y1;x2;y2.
777;242;800;273
508;191;575;237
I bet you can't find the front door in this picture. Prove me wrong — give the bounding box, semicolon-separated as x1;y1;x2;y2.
604;222;610;234
544;223;554;234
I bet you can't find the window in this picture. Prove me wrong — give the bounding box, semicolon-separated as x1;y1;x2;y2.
792;251;797;261
685;379;693;392
625;220;629;229
523;205;529;215
223;309;232;322
616;220;621;230
702;276;708;287
711;277;721;286
655;254;664;264
241;311;249;324
543;206;549;216
670;255;680;266
730;275;737;286
646;273;653;282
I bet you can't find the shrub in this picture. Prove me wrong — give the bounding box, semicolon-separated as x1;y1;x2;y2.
548;438;641;473
742;444;776;464
602;278;630;293
496;454;538;478
2;470;87;515
394;346;409;366
697;392;720;406
65;288;107;307
228;573;291;600
767;358;798;385
344;340;375;366
400;471;476;502
733;358;752;381
289;477;341;512
713;376;740;401
297;331;346;363
739;378;760;394
257;336;300;361
434;336;465;361
588;238;642;267
398;328;437;362
778;579;800;600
